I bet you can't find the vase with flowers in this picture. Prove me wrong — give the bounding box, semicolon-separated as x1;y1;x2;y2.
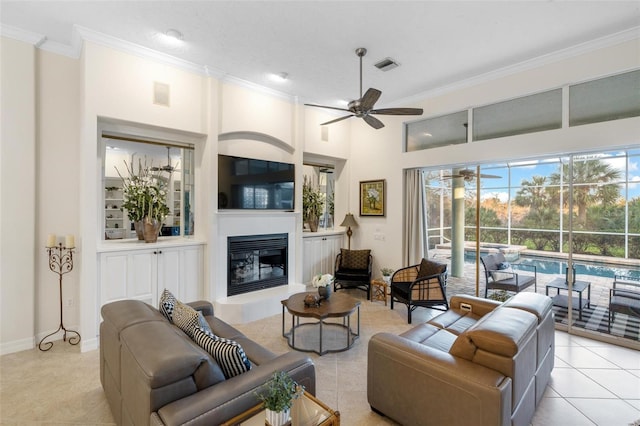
312;273;334;300
116;159;170;243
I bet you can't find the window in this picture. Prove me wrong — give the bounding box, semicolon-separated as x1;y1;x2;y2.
405;111;468;152
103;136;195;240
473;89;562;141
569;70;640;126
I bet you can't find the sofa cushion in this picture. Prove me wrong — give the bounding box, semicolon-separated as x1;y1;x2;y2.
173;301;212;339
450;307;537;360
191;326;251;379
340;249;370;269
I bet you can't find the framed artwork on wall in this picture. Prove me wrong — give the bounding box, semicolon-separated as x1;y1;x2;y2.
359;179;385;216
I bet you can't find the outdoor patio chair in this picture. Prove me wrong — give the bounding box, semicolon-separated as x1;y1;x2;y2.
608;275;640;332
390;258;448;323
480;252;537;298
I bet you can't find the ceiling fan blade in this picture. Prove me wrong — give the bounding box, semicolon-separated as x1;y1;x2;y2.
305;103;351;113
370;107;424;116
360;88;382;111
363;114;385;129
479;173;501;179
321;114;354;126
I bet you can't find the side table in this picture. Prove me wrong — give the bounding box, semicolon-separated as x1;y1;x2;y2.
371;278;388;306
220;390;340;425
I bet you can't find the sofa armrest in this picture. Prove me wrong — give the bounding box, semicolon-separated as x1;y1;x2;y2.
450;294;502;317
154;351;315;426
186;300;214;317
368;332;511;426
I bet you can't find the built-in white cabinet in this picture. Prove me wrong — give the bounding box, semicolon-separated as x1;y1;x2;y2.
98;241;204;310
302;231;344;284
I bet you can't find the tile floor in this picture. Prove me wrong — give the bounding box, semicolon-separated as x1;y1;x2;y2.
0;289;638;425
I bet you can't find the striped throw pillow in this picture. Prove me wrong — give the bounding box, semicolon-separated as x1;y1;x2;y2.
191;326;251;379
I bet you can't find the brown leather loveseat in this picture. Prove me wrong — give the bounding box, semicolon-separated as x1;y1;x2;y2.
100;299;315;425
368;292;554;426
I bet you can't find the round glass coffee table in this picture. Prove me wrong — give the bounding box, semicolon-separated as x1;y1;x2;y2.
281;292;360;356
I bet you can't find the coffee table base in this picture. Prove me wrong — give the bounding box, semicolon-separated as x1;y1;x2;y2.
282;307;360;356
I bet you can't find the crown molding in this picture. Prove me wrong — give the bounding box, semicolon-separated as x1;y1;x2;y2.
392;26;640;108
0;24;46;46
222;74;295;102
74;25;209;76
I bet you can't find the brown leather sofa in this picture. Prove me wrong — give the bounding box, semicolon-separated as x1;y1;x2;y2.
100;299;315;426
368;292;554;426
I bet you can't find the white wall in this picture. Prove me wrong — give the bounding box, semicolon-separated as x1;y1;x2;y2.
79;41;210;350
35;50;81;342
0;37;36;354
348;38;640;276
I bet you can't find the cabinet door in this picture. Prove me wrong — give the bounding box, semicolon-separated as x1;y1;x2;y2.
157;248;181;300
128;251;157;305
302;237;323;284
322;234;343;275
100;250;156;306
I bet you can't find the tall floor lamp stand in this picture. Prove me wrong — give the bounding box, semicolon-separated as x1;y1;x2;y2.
38;243;81;351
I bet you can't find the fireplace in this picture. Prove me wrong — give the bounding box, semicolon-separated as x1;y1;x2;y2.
227;233;288;296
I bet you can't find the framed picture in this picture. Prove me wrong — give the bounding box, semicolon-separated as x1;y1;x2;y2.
359;179;385;216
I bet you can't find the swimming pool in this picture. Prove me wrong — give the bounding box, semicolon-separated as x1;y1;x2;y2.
464;252;640;280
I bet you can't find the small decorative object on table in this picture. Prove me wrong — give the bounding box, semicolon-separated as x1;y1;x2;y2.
381;267;394;284
312;273;334;300
304;293;320;307
256;371;303;426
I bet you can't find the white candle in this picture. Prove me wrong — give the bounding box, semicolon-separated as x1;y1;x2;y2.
65;235;75;248
46;234;56;248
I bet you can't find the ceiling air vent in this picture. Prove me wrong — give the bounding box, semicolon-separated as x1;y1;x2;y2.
374;57;399;72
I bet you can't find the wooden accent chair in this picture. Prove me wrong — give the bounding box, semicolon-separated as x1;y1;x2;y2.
390;258;448;323
480;253;537;298
609;275;640;332
334;249;372;299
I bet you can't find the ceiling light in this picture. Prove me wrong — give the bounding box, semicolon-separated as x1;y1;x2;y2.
269;72;289;83
165;29;183;41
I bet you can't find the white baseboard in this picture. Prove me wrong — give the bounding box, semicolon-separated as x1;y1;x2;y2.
0;336;35;356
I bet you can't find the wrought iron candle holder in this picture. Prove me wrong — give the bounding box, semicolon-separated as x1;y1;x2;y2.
39;243;81;351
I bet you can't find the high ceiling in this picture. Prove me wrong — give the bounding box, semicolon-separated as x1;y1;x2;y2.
1;1;639;109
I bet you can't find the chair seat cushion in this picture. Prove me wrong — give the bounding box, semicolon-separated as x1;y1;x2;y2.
335;269;369;280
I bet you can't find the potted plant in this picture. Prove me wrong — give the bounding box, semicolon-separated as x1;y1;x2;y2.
115;159;170;242
381;267;394;284
302;176;324;232
256;371;303;426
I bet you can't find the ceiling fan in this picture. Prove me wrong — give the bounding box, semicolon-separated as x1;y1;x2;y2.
440;168;501;181
150;147;179;173
304;47;424;129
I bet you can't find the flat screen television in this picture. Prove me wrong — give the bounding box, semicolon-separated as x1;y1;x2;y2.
218;154;295;210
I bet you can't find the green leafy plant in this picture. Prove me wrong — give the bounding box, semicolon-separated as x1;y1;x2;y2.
381;267;394;277
115;159;170;222
256;371;303;412
487;290;511;302
302;176;324;222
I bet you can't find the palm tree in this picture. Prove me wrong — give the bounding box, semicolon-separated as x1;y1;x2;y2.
549;159;622;225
